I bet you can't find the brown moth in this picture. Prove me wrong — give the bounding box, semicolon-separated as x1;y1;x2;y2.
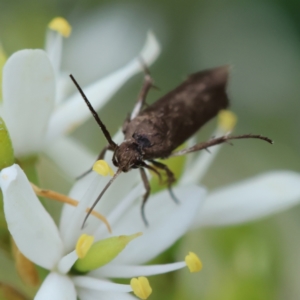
70;65;272;227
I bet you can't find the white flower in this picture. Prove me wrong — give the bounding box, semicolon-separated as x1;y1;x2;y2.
0;164;205;299
1;22;160;163
1;17;300;300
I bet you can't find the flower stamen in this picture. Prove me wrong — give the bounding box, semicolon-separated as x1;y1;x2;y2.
218;110;237;133
93;160;114;176
130;277;152;299
76;234;94;259
185;252;203;273
48;17;71;37
31;183;112;233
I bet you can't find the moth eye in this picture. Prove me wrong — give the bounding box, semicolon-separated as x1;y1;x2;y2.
132;133;151;148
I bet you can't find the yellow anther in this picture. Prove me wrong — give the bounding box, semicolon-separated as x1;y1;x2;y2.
185;252;203;273
93;160;114;176
76;234;94;259
218;110;237;133
48;17;72;37
130;277;152;299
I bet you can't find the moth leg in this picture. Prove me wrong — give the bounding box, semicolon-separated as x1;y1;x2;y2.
150;160;180;204
139;167;151;226
140;163;163;185
76;145;113;180
130;71;154;120
170;134;273;157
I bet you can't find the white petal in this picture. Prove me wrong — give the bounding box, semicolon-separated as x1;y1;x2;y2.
57;250;78;274
110;185;206;264
93;183;144;239
0;164;64;269
45;30;63;79
35;273;76;300
91;262;186;278
72;276;132;292
44;136;97;178
45;129;124;179
3;49;55;157
45;31;160;142
45;30;69;105
59;172;102;251
194;171;300;228
77;289;137;300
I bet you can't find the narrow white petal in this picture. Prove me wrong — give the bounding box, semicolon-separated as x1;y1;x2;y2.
45;30;63;79
45;31;160;142
91;167;141;228
46;129;123;181
35;273;76;300
93;183;144;239
78;289;137;300
194;171;300;228
45;30;68;105
91;262;186;278
139;31;160;67
57;250;78;274
3;49;55;157
59;172;102;251
0;164;64;269
72;276;132;292
44;136;97;178
111;185;206;264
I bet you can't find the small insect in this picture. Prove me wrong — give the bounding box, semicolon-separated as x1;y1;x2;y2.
70;65;272;227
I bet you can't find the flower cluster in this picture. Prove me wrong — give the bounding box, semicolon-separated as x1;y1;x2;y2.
1;17;300;300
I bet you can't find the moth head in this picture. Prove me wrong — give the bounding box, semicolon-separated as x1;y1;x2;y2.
113;140;143;172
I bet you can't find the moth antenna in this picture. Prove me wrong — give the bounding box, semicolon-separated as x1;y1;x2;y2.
171;134;273;157
81;168;122;229
227;134;273;144
70;74;117;149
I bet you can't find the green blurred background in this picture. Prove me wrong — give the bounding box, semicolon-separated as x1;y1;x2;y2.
1;0;300;299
